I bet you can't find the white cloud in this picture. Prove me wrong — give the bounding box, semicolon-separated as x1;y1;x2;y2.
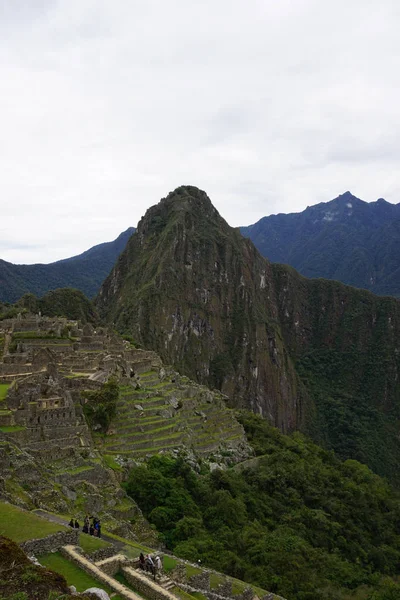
0;0;399;262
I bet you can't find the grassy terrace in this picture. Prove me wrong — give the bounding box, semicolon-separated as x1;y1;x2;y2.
0;425;26;433
61;465;94;475
0;383;10;401
78;532;111;555
0;501;67;542
39;552;124;599
28;508;270;599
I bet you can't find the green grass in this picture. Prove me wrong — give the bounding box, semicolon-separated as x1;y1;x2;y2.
231;580;246;595
186;564;202;578
62;465;93;475
210;573;225;589
0;502;67;542
0;384;10;401
104;531;153;557
191;593;208;600
78;532;111;555
163;555;177;572
103;454;123;471
113;498;135;512
172;586;199;600
39;552;123;599
0;425;26;433
114;571;140;594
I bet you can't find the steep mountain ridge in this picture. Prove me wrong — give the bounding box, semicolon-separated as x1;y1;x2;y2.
241;192;400;296
0;227;135;303
97;186;400;483
97;186;303;433
98;186;400;483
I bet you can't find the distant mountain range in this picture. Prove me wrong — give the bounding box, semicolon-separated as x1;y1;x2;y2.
0;227;135;303
241;192;400;297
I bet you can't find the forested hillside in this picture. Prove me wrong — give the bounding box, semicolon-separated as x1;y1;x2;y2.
126;412;400;600
97;186;400;485
0;227;135;302
241;192;400;297
0;288;97;323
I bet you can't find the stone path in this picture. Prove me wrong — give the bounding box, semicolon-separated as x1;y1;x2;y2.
62;545;141;600
33;510;125;551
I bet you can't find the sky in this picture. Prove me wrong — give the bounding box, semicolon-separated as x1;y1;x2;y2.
1;0;400;264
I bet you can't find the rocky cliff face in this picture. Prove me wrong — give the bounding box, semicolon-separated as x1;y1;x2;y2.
97;186;303;433
97;186;400;482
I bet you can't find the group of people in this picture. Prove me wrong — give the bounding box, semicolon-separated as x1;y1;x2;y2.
68;518;80;529
69;515;102;538
139;552;162;580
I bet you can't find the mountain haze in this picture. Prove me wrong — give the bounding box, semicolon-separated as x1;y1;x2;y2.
241;192;400;297
0;227;135;303
97;186;400;484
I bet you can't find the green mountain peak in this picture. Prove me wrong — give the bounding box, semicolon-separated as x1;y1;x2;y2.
97;187;400;485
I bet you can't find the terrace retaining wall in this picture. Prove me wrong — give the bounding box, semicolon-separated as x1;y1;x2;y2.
20;528;79;555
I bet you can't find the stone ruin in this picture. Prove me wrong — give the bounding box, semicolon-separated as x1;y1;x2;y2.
0;313;162;462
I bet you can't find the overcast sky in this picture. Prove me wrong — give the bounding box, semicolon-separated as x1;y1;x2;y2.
1;0;399;264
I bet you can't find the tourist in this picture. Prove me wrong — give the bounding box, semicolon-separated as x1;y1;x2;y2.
83;515;89;534
145;554;155;578
139;553;145;570
95;519;101;538
68;517;74;528
89;523;94;536
154;555;162;578
74;519;80;529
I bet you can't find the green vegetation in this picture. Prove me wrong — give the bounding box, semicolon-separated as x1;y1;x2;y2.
103;454;123;471
191;593;208;600
11;331;69;340
62;466;93;475
241;192;400;298
0;384;10;401
82;379;118;433
20;289;98;323
0;536;74;600
125;415;400;600
163;555;177;573
0;426;26;433
114;571;136;592
172;586;199;600
209;573;224;589
0;227;134;304
0;303;28;321
78;533;111;555
0;502;66;543
96;185;400;490
38;552;122;598
185;565;202;578
102;531;153;558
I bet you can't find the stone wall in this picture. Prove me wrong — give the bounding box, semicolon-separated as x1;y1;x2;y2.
122;566;178;600
61;545;139;600
181;563;287;600
20;528;79;555
188;571;210;590
95;554;131;576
